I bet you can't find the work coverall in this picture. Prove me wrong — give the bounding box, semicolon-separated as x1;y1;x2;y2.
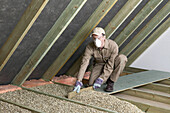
77;39;127;85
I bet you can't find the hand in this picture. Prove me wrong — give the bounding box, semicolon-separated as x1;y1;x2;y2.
73;81;83;93
93;78;103;89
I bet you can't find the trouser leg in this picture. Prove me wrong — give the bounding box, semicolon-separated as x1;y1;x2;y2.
110;54;127;82
89;64;104;86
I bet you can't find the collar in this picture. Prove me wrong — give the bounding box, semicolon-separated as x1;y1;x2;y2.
103;39;109;49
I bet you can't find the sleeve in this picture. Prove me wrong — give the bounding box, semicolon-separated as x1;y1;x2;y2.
77;44;93;81
99;44;118;81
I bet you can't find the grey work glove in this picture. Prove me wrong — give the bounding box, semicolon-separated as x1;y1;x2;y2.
73;81;83;93
93;78;103;89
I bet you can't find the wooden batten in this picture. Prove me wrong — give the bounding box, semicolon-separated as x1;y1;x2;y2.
42;0;118;81
120;2;170;56
11;0;87;86
114;0;163;47
105;0;143;39
66;0;142;76
141;83;170;94
117;97;170;113
124;67;148;73
121;89;170;104
0;0;49;71
126;18;170;66
156;79;170;86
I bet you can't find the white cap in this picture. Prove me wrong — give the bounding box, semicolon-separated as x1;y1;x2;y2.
90;27;105;37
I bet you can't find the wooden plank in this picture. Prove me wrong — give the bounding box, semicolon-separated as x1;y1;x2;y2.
124;67;148;73
95;70;170;94
105;0;143;39
114;0;163;47
0;97;44;113
126;18;170;66
21;86;117;113
122;89;170;104
141;83;170;94
116;96;170;113
0;0;49;71
42;0;118;81
68;86;93;99
156;79;170;85
66;0;143;76
11;0;88;86
120;2;170;56
66;55;83;76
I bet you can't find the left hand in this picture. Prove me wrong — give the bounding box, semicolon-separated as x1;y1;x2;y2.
73;81;83;93
93;78;103;89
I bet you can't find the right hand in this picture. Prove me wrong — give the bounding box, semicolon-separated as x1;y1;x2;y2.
73;81;83;93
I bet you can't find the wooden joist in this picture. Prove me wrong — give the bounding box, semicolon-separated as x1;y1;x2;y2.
0;0;49;71
120;2;170;56
11;0;87;86
126;18;170;66
141;83;170;94
116;95;170;113
66;0;142;76
156;79;170;86
114;0;163;47
42;0;118;81
124;67;148;73
121;89;170;104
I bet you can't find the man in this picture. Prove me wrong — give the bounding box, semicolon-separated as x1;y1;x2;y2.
73;27;127;93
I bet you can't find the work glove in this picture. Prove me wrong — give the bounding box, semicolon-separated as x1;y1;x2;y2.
73;81;83;93
93;78;103;89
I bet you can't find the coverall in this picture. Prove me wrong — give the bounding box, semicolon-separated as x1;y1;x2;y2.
77;39;127;85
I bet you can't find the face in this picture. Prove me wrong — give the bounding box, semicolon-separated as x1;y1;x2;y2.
92;34;105;47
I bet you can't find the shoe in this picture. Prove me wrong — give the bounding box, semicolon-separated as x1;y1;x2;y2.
105;78;114;92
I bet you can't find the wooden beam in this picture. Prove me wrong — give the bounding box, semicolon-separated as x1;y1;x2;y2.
66;0;142;76
122;89;170;104
156;79;170;86
126;18;170;66
0;0;49;71
105;0;143;39
0;97;44;113
42;0;118;81
120;2;170;56
141;83;170;94
11;0;87;86
116;96;170;113
114;0;163;47
68;86;93;99
124;67;148;73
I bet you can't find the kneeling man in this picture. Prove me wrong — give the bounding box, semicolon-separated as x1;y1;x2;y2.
73;27;127;93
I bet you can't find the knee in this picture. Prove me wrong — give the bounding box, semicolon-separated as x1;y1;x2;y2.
117;54;128;64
